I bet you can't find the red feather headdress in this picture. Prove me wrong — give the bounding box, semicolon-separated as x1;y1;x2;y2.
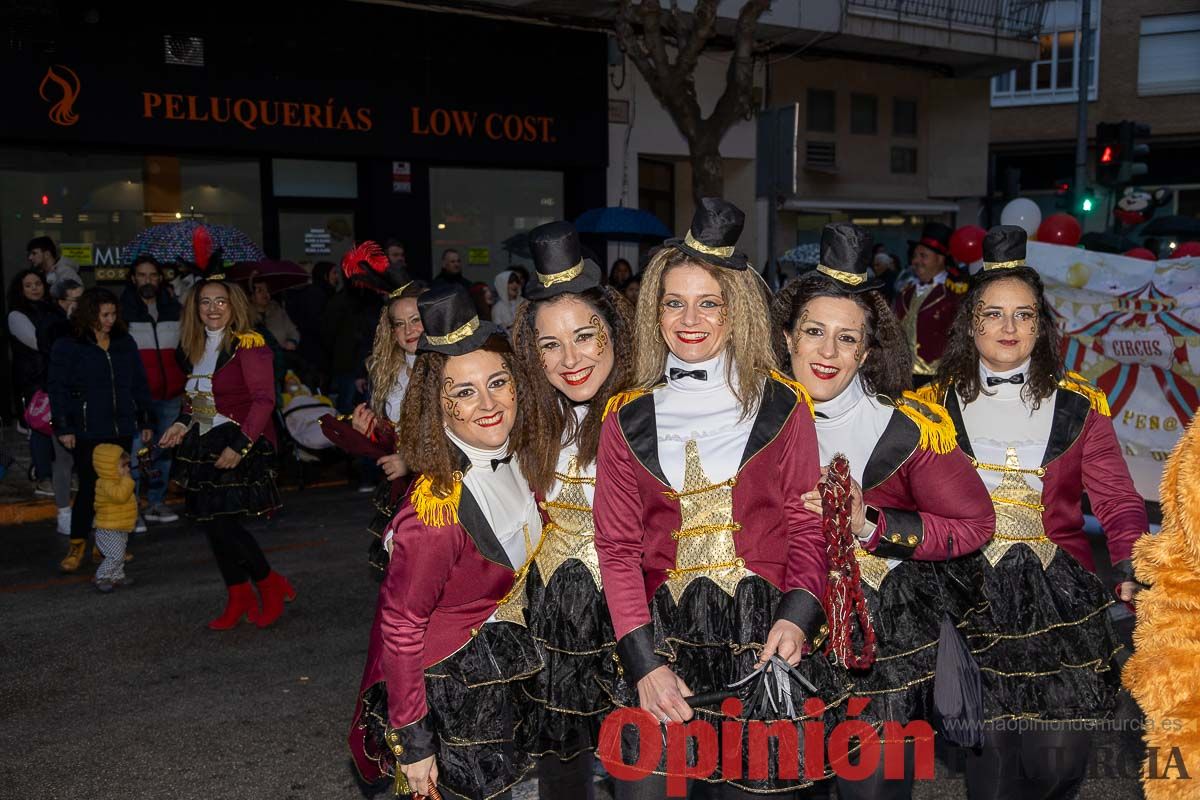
185;225;226;280
341;241;414;298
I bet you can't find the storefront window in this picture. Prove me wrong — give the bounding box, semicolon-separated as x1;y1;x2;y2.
0;149;261;287
429;167;563;283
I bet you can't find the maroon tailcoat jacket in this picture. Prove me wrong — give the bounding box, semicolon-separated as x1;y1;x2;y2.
856;399;995;561
594;376;827;683
935;381;1148;589
175;336;276;451
893;282;960;371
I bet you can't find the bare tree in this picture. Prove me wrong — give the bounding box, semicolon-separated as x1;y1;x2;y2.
614;0;770;204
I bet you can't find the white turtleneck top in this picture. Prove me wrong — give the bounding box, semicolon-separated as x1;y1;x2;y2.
549;404;596;503
383;353;418;424
960;358;1054;494
185;327;233;429
811;378;893;487
654;351;756;491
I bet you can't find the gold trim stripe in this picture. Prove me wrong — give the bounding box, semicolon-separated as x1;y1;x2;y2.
816;264;868;285
426;316;480;346
683;231;735;258
387;280;414;299
984;259;1026;271
537;260;584;287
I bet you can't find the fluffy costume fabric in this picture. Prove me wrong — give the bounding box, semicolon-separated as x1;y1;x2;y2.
1124;416;1200;798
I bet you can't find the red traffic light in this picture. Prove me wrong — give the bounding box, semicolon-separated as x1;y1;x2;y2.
1100;145;1116;164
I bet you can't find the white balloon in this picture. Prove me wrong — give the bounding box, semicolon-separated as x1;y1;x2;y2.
1000;198;1043;237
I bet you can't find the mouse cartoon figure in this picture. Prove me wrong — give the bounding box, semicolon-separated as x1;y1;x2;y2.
1114;186;1172;229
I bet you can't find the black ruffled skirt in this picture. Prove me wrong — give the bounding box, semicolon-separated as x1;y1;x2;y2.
355;621;544;799
844;554;989;727
173;423;280;521
601;575;853;792
520;558;615;759
962;544;1122;723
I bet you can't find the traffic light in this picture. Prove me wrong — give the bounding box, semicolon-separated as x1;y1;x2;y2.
1120;121;1151;183
1095;121;1151;187
1054;177;1072;211
1079;189;1096;214
1096;122;1122;186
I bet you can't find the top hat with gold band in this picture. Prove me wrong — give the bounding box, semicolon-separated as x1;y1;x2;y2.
665;197;750;271
907;222;953;259
523;220;604;301
416;285;502;356
814;223;882;293
981;225;1028;272
341;241;416;299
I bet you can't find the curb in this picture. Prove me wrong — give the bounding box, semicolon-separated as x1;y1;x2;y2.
0;478;351;527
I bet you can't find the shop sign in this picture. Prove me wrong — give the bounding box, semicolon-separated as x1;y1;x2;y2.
61;243;93;266
304;228;333;255
392;161;412;194
467;247;490;266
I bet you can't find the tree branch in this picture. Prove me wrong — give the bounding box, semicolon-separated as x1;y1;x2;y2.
706;0;769;135
638;0;671;79
675;0;720;80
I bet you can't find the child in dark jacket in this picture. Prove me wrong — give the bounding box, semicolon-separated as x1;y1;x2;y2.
92;443;137;593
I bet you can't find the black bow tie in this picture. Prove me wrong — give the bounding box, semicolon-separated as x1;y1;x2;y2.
986;374;1025;387
490;454;513;471
669;367;707;382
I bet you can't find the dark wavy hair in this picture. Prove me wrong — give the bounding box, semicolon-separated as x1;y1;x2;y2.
72;287;127;339
509;286;636;497
397;335;518;497
935;267;1062;409
6;269;49;317
769;273;912;398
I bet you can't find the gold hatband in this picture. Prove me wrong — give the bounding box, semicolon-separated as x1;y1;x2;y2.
427;316;480;346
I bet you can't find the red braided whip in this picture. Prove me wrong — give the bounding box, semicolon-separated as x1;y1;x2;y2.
820;454;877;669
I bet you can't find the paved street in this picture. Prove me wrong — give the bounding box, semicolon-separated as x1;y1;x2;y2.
0;485;1147;799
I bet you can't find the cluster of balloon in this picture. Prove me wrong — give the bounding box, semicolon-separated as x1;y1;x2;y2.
949;225;985;264
1172;242;1200;258
1036;213;1082;247
999;198;1043;239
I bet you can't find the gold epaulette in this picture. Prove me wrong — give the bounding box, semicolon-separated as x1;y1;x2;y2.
1059;371;1111;417
913;381;946;406
410;473;462;527
946;278;969;295
892;391;958;454
602;388;651;421
235;331;266;349
768;370;815;418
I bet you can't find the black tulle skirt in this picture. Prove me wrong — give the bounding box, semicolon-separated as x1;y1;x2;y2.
520;558;616;759
962;544;1122;723
843;554;990;727
356;621;544;799
172;423;280;521
600;575;853;792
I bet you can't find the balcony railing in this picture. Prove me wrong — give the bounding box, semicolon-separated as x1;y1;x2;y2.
847;0;1048;38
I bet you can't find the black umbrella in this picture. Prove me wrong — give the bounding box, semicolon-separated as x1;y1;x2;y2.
1140;215;1200;239
1080;231;1136;254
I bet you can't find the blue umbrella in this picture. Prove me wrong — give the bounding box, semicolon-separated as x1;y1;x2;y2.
125;220;266;265
574;207;671;241
780;243;820;265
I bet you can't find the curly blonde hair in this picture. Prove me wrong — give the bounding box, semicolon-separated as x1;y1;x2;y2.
633;247;774;416
366;283;428;418
179;279;255;365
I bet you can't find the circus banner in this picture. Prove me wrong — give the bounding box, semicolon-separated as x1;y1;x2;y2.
1031;242;1200;502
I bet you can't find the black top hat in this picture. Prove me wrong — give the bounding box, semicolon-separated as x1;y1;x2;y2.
665;197;750;271
814;223;882;293
416;285;502;356
908;222;953;258
342;241;416;299
981;225;1028;271
523;220;604;301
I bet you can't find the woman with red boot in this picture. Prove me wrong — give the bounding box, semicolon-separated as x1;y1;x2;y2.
159;230;294;629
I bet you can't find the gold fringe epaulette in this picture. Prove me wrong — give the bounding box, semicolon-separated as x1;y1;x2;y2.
893;391;958;454
410;473;462;527
603;388;650;421
946;277;969;295
913;381;947;406
769;370;815;418
235;331;266;349
1059;371;1111;417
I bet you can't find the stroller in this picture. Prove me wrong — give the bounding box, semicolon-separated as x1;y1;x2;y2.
277;371;345;487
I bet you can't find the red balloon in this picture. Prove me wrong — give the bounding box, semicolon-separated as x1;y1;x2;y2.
949;225;986;264
1124;247;1157;261
1036;213;1083;247
1173;241;1200;258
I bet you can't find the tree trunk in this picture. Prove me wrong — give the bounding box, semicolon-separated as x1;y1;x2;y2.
690;136;725;204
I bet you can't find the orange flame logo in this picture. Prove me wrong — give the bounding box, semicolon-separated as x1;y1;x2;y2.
38;64;81;127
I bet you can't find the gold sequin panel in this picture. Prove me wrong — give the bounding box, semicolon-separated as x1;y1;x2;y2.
535;455;602;590
977;448;1057;569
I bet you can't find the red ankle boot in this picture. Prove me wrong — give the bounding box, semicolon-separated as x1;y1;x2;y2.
208;583;260;630
255;571;297;628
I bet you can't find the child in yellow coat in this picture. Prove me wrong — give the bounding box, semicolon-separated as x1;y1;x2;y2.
92;443;137;593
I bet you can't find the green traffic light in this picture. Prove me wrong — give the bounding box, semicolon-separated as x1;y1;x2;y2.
1081;197;1094;212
